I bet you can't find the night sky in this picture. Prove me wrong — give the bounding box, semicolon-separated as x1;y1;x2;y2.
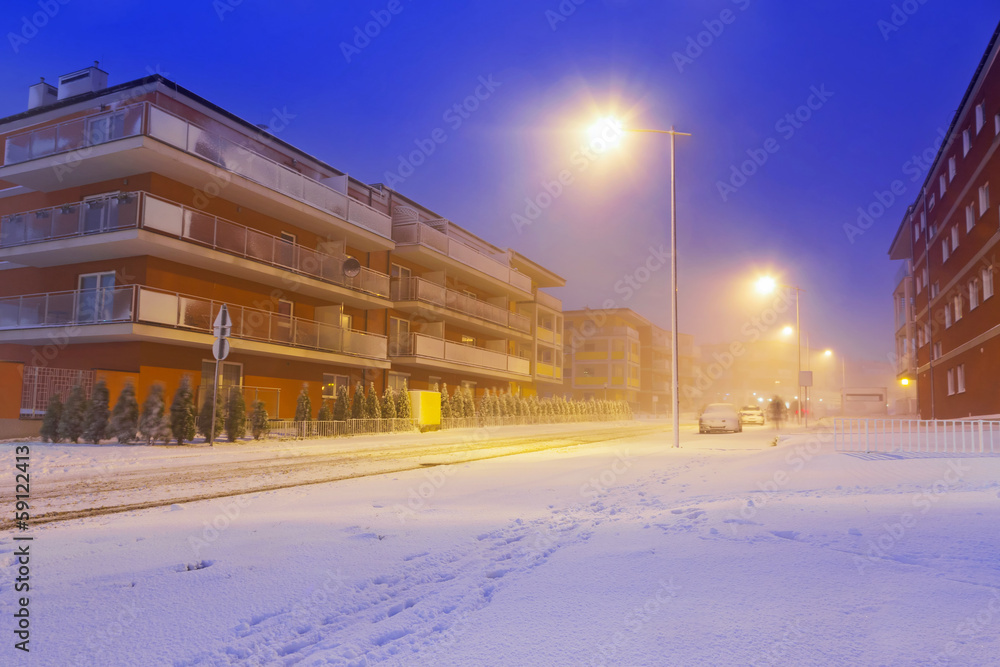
3;0;997;366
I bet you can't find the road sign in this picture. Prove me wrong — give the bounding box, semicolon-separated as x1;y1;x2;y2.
212;338;230;361
213;304;233;338
799;370;813;387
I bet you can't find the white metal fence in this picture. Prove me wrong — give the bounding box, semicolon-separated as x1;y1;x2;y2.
265;418;416;439
833;418;1000;454
441;414;624;430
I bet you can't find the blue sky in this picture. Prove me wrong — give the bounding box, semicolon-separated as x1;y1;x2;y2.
2;0;997;365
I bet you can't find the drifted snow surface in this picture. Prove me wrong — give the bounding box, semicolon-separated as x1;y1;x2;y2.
2;424;1000;666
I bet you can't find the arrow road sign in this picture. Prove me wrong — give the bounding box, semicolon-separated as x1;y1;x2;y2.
212;338;230;361
213;304;233;338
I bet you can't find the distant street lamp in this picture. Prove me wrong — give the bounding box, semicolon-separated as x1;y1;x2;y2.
590;117;691;449
757;276;805;426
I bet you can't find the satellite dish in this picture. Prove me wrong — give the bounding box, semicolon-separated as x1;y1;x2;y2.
343;257;362;278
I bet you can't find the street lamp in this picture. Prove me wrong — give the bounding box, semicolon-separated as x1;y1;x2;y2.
757;276;805;426
592;117;690;449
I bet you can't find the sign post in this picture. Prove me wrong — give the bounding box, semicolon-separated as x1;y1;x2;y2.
209;304;232;446
799;370;813;428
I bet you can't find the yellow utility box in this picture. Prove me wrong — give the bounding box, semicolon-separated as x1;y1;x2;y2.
409;390;441;432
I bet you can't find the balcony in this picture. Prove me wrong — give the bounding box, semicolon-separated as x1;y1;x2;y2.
536;325;557;345
535;290;562;311
390;276;531;338
1;102;393;249
389;332;530;380
0;192;391;309
391;222;532;298
0;285;389;366
535;361;563;382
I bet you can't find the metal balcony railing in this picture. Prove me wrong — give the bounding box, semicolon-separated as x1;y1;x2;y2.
0;191;391;299
0;285;388;361
391;222;533;293
388;332;530;376
2;102;392;239
390;277;531;333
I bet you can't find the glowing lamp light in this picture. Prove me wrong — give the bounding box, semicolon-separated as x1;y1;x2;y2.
755;276;777;294
782;325;794;336
901;378;910;386
587;116;625;151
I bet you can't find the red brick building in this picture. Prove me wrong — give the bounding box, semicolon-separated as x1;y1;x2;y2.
889;22;1000;418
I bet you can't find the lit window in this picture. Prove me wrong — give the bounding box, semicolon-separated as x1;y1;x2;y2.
954;294;963;321
979;183;990;217
963;129;971;156
966;203;976;232
976;103;985;134
949;156;957;181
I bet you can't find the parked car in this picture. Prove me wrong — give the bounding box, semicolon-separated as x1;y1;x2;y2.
698;403;742;433
738;405;766;425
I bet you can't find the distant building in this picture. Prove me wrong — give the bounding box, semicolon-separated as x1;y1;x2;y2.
562;308;694;413
888;22;1000;419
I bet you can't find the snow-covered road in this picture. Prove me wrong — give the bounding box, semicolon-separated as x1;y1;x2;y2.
3;423;999;666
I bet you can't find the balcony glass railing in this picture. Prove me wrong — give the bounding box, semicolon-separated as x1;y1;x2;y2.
0;192;391;299
3;102;392;239
388;332;529;376
391;222;532;293
390;277;530;333
0;285;388;361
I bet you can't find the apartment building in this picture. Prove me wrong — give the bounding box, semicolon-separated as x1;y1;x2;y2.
562;308;693;413
888;22;1000;418
0;66;562;420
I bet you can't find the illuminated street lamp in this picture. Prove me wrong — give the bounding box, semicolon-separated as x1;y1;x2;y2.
758;276;805;426
592;116;690;449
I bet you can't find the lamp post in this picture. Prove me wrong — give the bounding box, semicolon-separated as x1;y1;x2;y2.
756;277;804;426
589;119;690;449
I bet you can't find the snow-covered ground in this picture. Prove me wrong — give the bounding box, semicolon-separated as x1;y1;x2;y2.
3;423;1000;666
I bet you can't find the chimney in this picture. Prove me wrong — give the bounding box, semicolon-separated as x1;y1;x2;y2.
57;61;108;101
27;77;58;110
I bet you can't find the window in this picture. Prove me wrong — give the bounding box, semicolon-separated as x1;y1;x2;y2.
944;303;952;328
924;322;931;344
340;313;353;330
970;279;980;310
931;282;939;299
388;317;410;355
387;372;410;392
77;271;116;322
933;342;942;360
922;266;928;288
322;374;349;400
939;174;946;197
984;266;994;299
461;335;476;346
916;272;923;294
957;364;966;393
201;360;243;403
941;238;949;263
913;222;920;243
954;294;963;322
996;113;1000;136
979;183;990;217
966;203;976;232
928;194;936;211
976;103;985;134
951;226;959;251
276;299;293;328
963;129;971;156
928;221;937;239
949;156;957;181
390;263;411;279
947;368;955;396
917;327;925;348
279;231;296;243
919;211;926;234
